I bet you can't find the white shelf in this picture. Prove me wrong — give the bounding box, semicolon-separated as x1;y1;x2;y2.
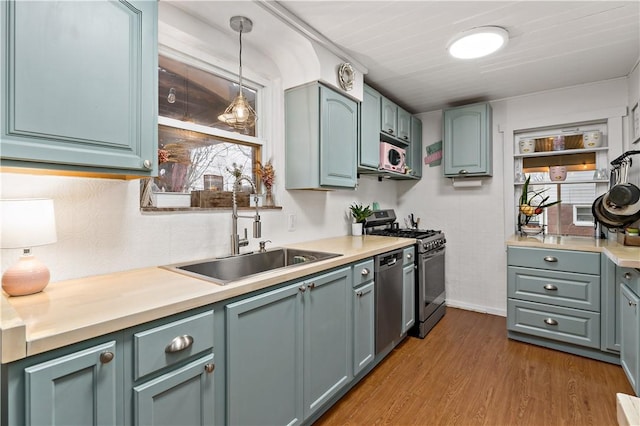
514;147;608;158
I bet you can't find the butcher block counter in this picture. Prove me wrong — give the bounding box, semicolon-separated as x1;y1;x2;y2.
0;235;415;363
507;234;640;269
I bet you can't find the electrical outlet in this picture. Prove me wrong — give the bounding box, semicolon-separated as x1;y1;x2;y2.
287;214;296;231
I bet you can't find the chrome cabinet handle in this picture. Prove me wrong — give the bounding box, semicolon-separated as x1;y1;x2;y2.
100;351;114;364
361;268;370;276
387;128;394;134
165;335;194;353
544;318;558;326
356;291;363;297
458;169;469;175
406;253;413;260
403;135;408;140
543;284;558;291
624;272;633;280
204;363;215;374
143;159;152;170
630;300;637;307
308;282;316;290
299;285;306;292
543;256;558;263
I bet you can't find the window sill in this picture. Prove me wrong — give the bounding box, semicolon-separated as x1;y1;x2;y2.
141;206;282;213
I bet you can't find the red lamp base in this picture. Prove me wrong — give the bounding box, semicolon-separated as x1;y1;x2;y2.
2;254;50;296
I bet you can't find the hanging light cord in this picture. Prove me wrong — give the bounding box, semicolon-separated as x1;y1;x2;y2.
238;24;244;95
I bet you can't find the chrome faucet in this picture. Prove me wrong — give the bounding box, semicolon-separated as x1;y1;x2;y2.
231;174;261;256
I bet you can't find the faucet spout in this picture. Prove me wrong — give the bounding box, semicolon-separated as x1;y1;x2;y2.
231;174;261;256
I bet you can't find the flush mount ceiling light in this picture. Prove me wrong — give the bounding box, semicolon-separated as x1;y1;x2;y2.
218;16;257;131
447;26;509;59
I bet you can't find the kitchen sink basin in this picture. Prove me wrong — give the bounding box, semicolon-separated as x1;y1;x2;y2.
162;248;342;285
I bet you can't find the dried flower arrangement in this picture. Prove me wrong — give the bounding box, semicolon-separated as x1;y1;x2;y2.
256;160;275;190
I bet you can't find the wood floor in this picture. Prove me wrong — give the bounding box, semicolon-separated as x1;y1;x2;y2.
315;308;634;426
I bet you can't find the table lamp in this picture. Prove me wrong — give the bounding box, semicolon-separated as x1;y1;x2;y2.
1;199;57;296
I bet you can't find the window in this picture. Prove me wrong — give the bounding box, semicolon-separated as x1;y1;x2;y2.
143;54;262;208
514;121;608;237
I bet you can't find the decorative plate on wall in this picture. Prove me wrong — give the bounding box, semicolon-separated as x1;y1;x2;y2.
338;63;354;91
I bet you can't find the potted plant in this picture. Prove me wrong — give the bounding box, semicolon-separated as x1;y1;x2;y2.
518;175;561;234
349;203;373;236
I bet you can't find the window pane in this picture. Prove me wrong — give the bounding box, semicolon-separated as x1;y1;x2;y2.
156;125;257;193
158;55;257;136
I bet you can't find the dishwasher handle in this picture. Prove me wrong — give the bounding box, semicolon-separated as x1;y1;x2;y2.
377;250;403;271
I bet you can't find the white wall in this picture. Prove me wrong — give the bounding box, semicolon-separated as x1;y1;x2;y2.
397;78;629;317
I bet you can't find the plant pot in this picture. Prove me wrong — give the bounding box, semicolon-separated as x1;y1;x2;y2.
351;223;363;236
518;139;535;154
549;166;567;181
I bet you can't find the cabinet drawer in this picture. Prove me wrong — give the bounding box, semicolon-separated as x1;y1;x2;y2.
619;267;640;296
403;246;415;266
507;299;600;349
133;310;214;380
353;259;374;287
508;247;600;275
508;266;600;311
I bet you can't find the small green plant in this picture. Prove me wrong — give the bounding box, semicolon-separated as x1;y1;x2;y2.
350;203;373;223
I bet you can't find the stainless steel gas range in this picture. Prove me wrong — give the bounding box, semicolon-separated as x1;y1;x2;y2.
364;209;446;338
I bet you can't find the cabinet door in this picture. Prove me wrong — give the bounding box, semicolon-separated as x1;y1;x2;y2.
381;97;397;137
24;341;118;425
601;257;620;352
397;107;411;142
226;283;304;426
353;282;375;376
620;284;639;395
410;117;423;178
304;267;353;419
320;86;358;188
134;354;215;426
443;103;492;176
0;0;158;176
403;264;416;333
360;85;381;169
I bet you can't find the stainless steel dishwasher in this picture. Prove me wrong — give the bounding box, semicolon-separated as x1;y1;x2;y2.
375;248;404;354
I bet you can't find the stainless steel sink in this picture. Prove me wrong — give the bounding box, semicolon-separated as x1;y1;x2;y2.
162;248;342;285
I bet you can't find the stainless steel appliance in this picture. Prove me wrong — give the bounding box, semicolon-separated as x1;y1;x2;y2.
374;249;404;354
365;209;446;339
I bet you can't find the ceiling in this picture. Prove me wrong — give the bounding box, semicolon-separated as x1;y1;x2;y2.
167;1;640;114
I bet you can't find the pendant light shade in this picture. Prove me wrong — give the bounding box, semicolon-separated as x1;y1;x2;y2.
218;16;256;131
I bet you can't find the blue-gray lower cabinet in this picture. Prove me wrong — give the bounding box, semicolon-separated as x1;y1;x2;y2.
353;282;375;376
402;246;416;333
226;266;352;425
507;246;619;364
24;341;119;425
619;267;640;396
601;255;620;353
133;354;215;425
0;0;158;177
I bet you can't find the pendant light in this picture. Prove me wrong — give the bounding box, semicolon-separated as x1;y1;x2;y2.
218;16;256;131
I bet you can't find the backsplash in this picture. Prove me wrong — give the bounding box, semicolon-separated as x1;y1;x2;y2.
0;172;398;282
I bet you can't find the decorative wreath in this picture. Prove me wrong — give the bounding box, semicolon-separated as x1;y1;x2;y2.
338;63;354;91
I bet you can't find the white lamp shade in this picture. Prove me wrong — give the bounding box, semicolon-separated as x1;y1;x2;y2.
1;199;57;249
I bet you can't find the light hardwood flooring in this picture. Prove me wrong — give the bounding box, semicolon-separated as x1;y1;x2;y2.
315;307;634;426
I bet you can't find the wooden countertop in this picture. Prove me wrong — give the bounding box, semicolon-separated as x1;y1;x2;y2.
617;393;640;426
0;236;415;363
507;235;640;268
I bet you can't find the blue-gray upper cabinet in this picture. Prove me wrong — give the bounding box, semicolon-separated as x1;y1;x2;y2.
381;97;411;144
0;0;158;177
408;117;423;179
226;266;352;424
359;85;382;170
620;268;640;395
285;83;358;189
16;340;122;425
443;102;492;177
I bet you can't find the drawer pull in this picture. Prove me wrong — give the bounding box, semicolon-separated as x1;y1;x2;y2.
543;256;558;263
299;285;306;293
630;300;637;307
544;318;558;326
543;284;558;291
165;335;194;353
308;282;316;290
406;253;413;260
624;272;633;280
356;291;363;297
204;363;215;374
100;351;114;364
361;268;370;276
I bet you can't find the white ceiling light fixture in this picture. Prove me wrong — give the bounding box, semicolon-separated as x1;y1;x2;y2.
218;16;257;132
447;26;509;59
